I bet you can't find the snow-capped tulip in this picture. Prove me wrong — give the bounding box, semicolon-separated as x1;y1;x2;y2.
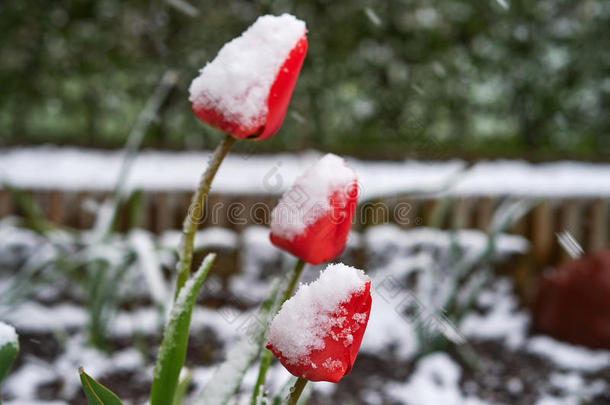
267;264;372;383
270;154;358;265
188;14;308;140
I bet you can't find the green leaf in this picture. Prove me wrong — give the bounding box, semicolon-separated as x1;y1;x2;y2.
251;259;305;405
195;278;281;405
150;253;216;405
251;349;273;405
0;322;19;385
78;367;123;405
171;369;192;405
4;183;53;234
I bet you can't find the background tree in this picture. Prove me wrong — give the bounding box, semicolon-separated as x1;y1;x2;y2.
0;0;608;160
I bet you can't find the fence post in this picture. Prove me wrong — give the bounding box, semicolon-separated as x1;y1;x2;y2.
531;199;554;265
476;197;495;231
48;190;64;226
452;197;472;230
589;198;608;252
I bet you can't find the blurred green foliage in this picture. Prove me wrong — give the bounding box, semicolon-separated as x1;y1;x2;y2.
0;0;609;160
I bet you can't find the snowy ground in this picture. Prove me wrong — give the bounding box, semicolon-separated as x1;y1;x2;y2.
0;220;608;405
2;147;610;199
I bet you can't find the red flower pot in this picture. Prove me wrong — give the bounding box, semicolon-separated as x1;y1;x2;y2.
534;250;610;349
267;264;372;382
189;14;308;140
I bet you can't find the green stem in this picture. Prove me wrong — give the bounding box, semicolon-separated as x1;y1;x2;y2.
174;133;236;300
250;259;305;405
281;259;305;304
285;378;308;405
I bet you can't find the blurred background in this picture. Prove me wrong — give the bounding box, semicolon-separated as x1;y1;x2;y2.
2;0;610;160
1;1;609;405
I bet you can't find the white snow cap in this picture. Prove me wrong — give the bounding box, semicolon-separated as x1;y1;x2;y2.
0;321;18;347
189;14;306;128
268;263;370;364
270;153;357;240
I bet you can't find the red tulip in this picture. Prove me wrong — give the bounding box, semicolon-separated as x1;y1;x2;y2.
270;154;358;265
267;264;372;382
189;14;308;140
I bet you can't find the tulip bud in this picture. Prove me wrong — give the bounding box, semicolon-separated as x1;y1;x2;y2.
267;263;372;382
189;14;308;140
270;154;358;265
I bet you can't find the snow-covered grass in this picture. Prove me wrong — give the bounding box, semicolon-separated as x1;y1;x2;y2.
4;363;58;400
129;230;169;307
460;277;610;374
386;353;489;405
461;279;530;349
363;221;530;351
3;303;88;333
4;334;142;401
527;336;610;373
1;217;608;404
0;218;46;270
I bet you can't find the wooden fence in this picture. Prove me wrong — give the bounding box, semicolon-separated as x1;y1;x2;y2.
2;188;607;255
1;188;608;301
